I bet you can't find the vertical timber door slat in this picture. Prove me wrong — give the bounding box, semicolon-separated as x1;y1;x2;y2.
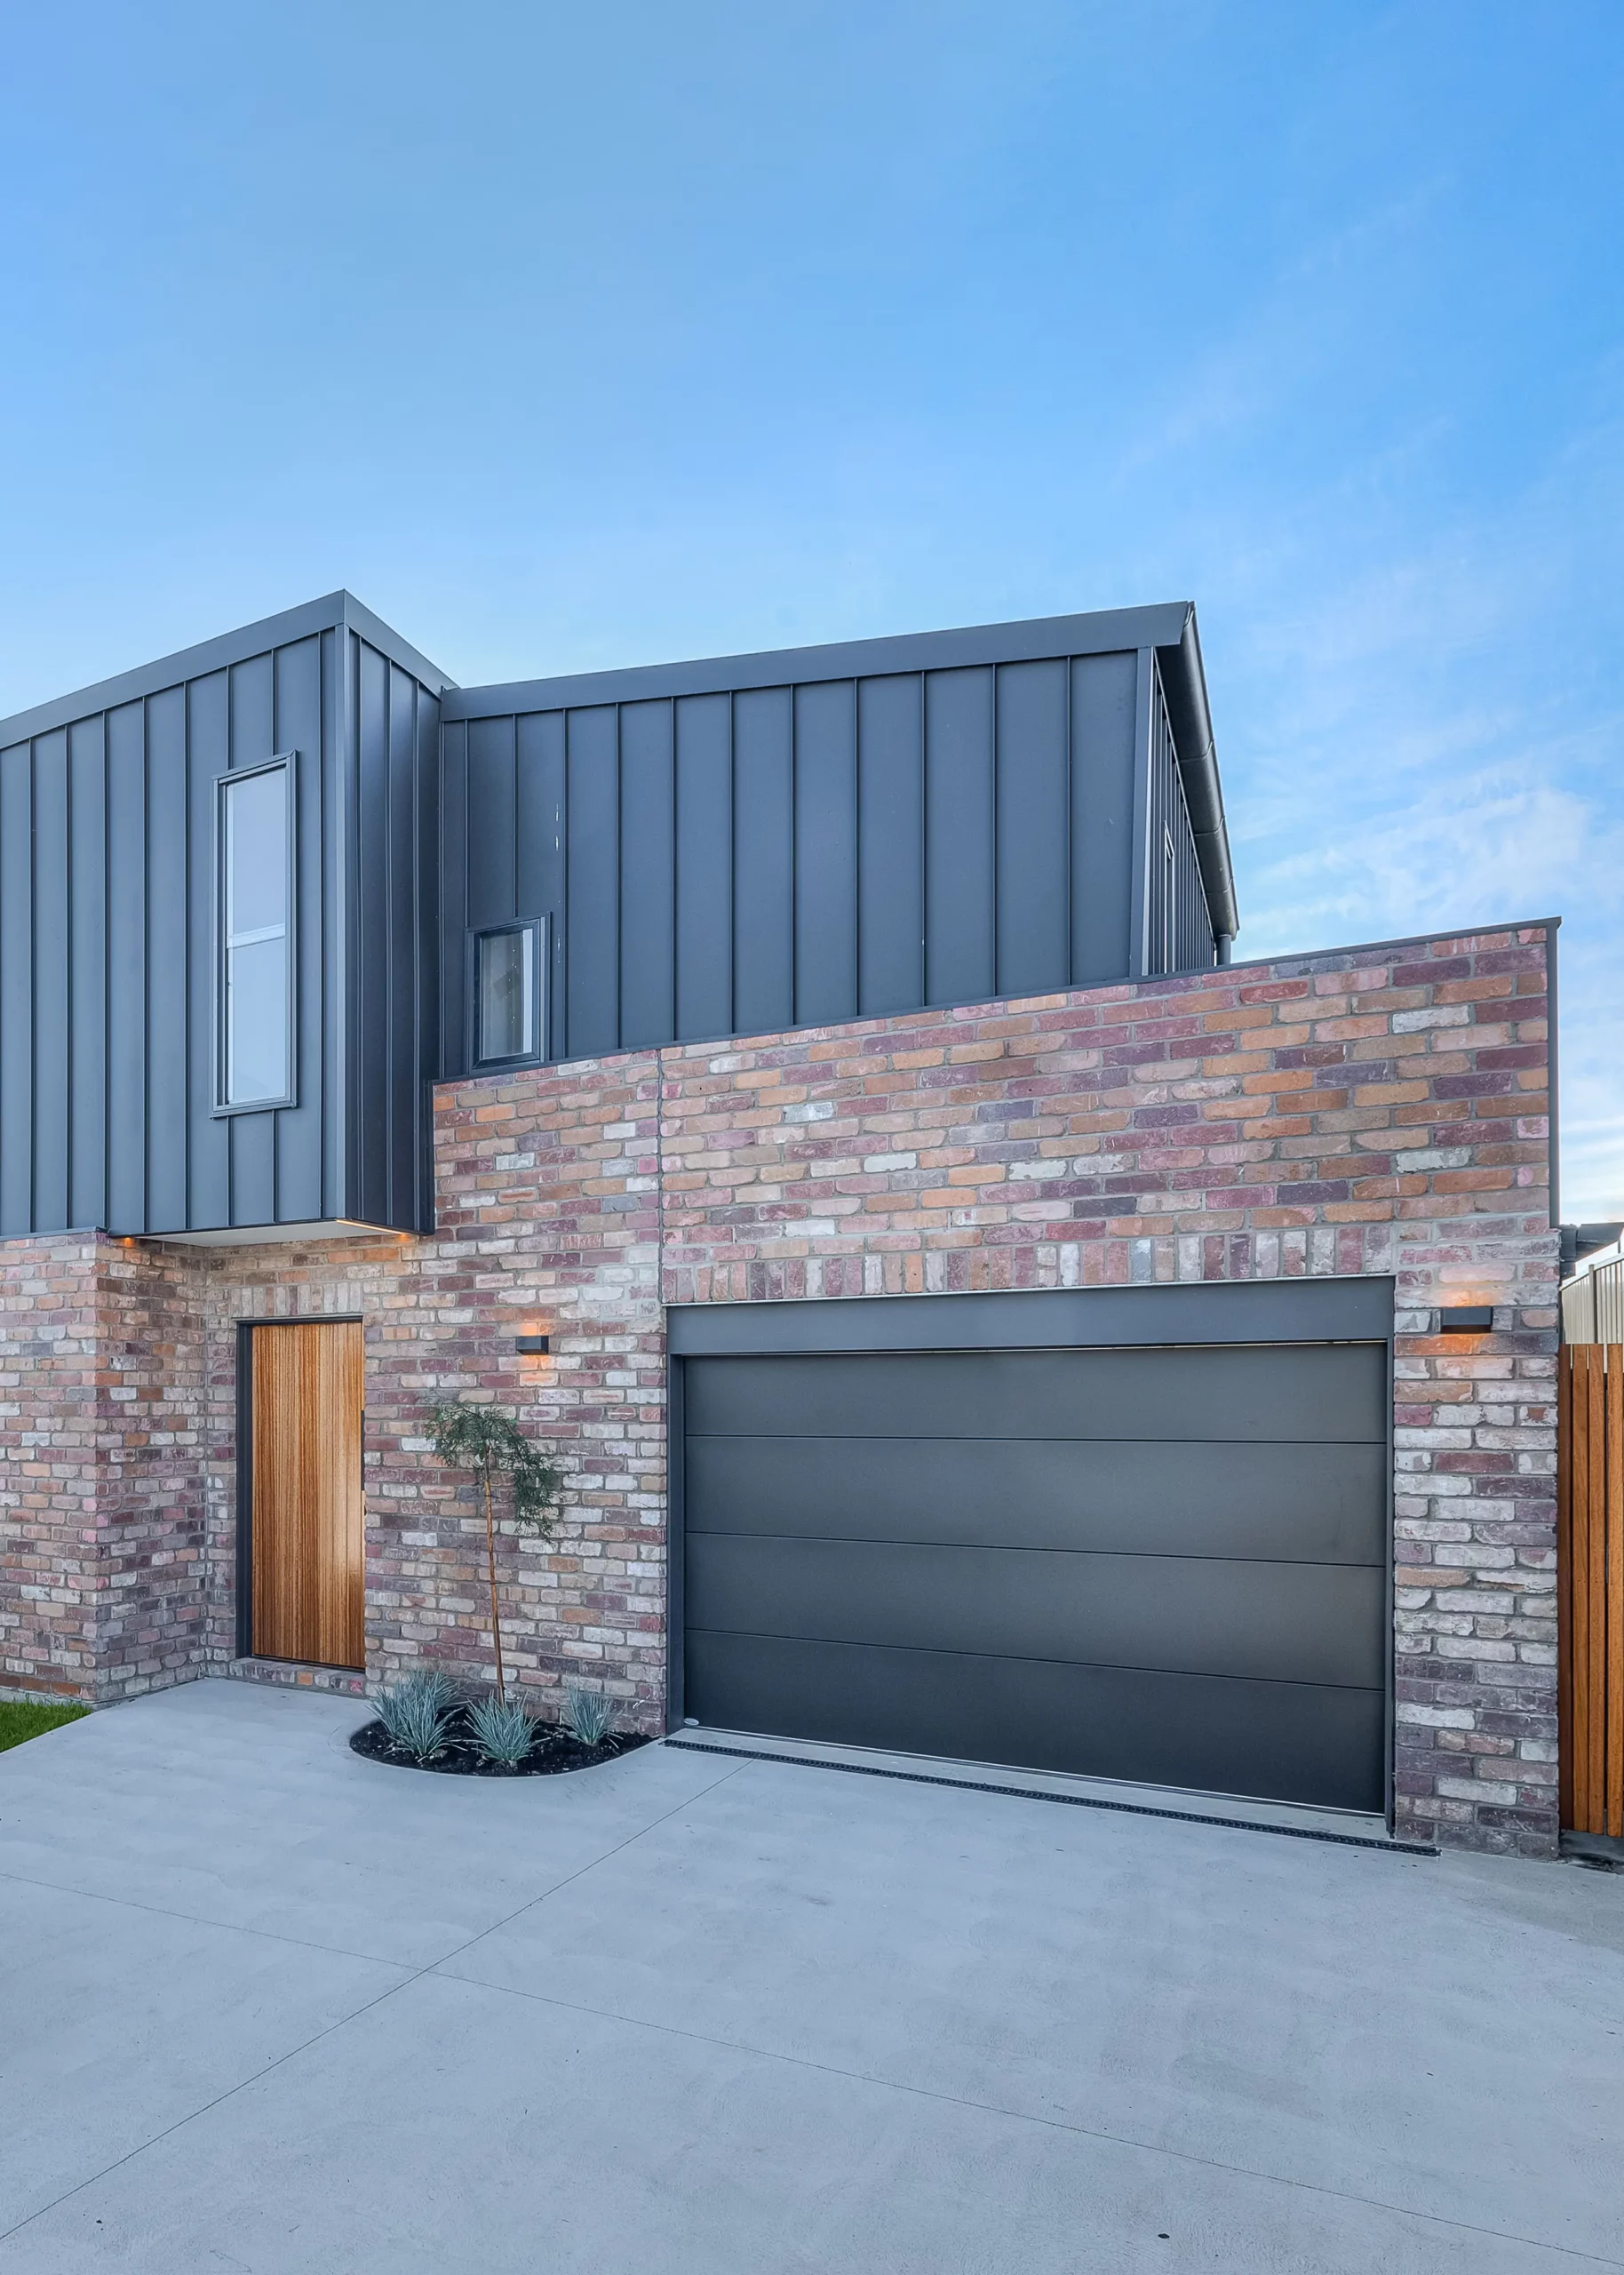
251;1322;364;1670
1559;1343;1624;1839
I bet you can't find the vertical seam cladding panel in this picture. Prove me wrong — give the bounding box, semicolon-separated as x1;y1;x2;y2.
515;706;566;1062
0;738;34;1230
32;729;68;1231
444;637;1217;1074
1145;658;1215;978
103;698;147;1235
0;601;450;1238
225;650;276;1229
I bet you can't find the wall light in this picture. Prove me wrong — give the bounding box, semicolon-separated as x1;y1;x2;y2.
515;1334;551;1355
1438;1307;1493;1334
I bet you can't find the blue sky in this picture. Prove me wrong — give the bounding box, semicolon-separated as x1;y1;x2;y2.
3;3;1620;1209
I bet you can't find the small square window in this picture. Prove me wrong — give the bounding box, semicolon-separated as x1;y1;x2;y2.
474;922;544;1066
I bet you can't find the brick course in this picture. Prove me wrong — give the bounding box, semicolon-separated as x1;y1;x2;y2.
0;923;1559;1854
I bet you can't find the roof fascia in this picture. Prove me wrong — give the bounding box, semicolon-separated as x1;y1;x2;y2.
442;601;1195;722
0;594;351;747
337;593;456;693
1153;605;1239;942
0;591;454;748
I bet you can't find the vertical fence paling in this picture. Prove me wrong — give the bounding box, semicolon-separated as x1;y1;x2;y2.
1560;1344;1624;1836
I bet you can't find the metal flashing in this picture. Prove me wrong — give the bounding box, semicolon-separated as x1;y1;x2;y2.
0;591;454;750
1215;914;1561;981
150;1217;402;1247
442;601;1195;722
1155;607;1238;942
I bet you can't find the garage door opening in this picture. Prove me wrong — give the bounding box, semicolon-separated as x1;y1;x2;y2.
674;1288;1391;1817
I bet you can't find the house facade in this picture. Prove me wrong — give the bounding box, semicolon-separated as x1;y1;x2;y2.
0;595;1559;1854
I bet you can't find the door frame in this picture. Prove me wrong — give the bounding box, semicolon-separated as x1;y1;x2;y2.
665;1277;1396;1825
235;1314;365;1661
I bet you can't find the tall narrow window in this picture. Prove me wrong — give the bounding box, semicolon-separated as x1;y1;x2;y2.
219;760;292;1108
474;921;543;1066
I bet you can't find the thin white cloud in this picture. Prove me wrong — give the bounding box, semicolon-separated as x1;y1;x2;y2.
1213;395;1624;1214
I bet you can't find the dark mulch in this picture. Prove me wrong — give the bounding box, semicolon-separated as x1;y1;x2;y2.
350;1708;650;1778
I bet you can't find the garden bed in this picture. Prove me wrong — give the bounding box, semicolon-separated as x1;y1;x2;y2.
350;1708;650;1778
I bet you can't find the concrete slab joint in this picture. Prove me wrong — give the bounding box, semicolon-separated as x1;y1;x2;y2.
0;923;1559;1856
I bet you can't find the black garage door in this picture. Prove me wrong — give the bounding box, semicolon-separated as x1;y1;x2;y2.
681;1338;1389;1812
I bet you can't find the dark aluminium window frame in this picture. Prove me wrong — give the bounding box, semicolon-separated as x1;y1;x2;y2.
468;916;548;1071
212;752;298;1117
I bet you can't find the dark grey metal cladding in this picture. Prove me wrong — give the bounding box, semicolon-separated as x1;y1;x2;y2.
350;629;443;1233
440;604;1231;1075
685;1634;1387;1813
682;1345;1389;1442
1144;659;1213;978
0;594;449;1237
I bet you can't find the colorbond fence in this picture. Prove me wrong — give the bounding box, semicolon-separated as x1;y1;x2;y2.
1561;1256;1624;1345
1559;1344;1624;1837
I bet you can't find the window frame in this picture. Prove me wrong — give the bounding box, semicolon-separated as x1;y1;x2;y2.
213;754;298;1116
469;917;547;1071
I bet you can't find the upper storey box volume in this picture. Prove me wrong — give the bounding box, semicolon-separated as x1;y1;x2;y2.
0;593;1237;1242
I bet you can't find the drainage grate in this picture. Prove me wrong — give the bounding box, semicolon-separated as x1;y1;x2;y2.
664;1737;1432;1855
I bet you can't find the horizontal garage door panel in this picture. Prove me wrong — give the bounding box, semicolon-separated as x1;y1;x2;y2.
687;1534;1384;1689
685;1435;1388;1564
686;1630;1387;1815
686;1345;1387;1444
681;1323;1389;1813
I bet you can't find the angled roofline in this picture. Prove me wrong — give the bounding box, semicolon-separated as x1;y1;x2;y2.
442;600;1193;719
0;590;1238;938
1157;606;1237;943
446;596;1238;943
0;591;455;748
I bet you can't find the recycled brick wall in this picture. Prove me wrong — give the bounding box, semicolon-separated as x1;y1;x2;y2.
192;1050;668;1720
656;922;1559;1855
0;1235;208;1702
2;1066;670;1721
92;1238;211;1696
0;921;1560;1853
0;1236;100;1696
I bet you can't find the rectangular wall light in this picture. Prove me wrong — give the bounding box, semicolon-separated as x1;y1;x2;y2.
514;1334;551;1355
1437;1307;1493;1334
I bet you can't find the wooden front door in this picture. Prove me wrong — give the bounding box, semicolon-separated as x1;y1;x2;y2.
249;1321;364;1670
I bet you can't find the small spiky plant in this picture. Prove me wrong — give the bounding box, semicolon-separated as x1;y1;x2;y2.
426;1401;564;1701
467;1689;536;1768
374;1671;458;1762
563;1685;615;1750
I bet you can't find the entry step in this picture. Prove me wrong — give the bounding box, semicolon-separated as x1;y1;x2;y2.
228;1657;368;1699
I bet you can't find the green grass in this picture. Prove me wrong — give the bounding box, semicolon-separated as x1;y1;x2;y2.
0;1699;91;1753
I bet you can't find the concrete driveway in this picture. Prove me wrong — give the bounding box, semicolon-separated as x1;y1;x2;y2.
0;1681;1620;2273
